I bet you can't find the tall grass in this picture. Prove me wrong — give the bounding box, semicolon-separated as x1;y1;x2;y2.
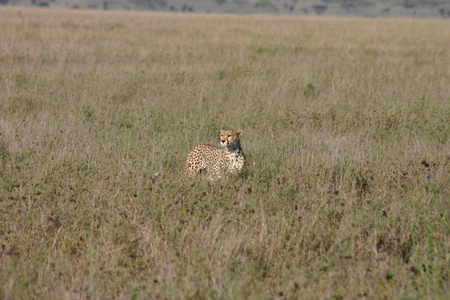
0;7;449;299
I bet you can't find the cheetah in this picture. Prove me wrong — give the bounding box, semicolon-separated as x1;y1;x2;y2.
186;130;245;179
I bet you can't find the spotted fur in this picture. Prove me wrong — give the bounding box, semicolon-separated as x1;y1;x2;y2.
186;130;245;179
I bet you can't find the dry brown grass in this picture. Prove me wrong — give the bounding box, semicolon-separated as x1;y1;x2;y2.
0;6;449;299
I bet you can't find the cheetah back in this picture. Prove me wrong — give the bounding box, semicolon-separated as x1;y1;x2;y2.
186;144;227;177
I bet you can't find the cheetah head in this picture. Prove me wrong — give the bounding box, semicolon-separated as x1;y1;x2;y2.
220;130;242;147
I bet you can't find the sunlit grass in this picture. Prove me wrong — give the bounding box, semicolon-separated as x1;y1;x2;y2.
0;7;449;299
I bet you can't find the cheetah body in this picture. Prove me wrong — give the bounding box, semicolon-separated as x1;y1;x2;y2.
186;130;245;179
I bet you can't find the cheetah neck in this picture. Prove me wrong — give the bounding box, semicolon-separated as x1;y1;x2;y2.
225;142;243;156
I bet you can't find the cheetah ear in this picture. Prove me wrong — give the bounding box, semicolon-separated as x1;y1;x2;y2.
221;130;224;134
236;130;242;137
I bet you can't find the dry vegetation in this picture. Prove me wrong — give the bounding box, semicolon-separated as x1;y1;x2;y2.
0;7;449;299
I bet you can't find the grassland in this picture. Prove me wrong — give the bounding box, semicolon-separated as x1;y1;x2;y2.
0;7;449;299
6;0;450;18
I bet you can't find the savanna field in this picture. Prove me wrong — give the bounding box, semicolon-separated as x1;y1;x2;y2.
0;7;449;299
